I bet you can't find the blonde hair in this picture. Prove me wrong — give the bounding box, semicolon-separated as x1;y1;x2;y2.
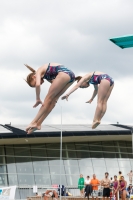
24;64;36;87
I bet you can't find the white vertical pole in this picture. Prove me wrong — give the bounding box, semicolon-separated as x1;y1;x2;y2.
60;105;62;200
132;128;133;154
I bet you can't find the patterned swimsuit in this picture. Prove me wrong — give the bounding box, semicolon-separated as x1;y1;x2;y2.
88;72;114;86
43;63;75;83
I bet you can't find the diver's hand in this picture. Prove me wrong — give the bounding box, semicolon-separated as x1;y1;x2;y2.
33;99;43;107
86;99;93;103
61;94;69;101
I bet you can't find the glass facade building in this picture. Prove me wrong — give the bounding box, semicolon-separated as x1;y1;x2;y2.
0;141;132;187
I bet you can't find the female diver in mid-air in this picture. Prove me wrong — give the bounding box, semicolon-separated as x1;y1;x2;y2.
25;62;75;134
62;71;114;129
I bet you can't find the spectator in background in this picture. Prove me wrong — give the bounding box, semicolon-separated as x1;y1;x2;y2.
90;174;100;200
101;172;110;200
119;176;127;200
112;175;119;200
85;176;91;185
127;184;133;197
110;177;113;188
84;176;92;199
44;190;58;200
118;171;122;181
78;174;85;197
127;170;133;184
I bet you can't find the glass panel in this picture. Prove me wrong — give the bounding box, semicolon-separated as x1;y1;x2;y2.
51;175;67;185
90;146;103;152
76;151;89;158
102;146;116;152
90;151;103;158
15;156;32;163
34;175;51;185
119;168;131;178
102;141;115;146
33;165;49;174
32;158;48;165
7;163;16;173
105;159;119;168
31;148;47;157
14;146;31;164
64;166;79;175
62;150;66;158
0;174;8;186
115;153;121;158
67;151;77;159
0;165;6;173
89;141;102;146
8;175;18;186
119;148;127;153
121;153;129;159
49;165;65;175
46;143;60;150
78;158;93;167
0;156;5;165
47;150;60;158
14;147;31;156
76;144;90;158
93;168;107;180
31;144;46;148
126;142;132;147
92;159;105;167
106;168;119;178
130;159;133;167
113;141;125;147
16;163;33;174
0;147;4;155
118;160;131;168
2;141;133;187
128;153;132;159
18;174;34;186
64;159;78;166
48;159;63;165
14;144;30;148
47;143;66;157
65;143;75;150
6;156;15;164
103;153;116;158
79;167;94;177
75;143;89;150
5;146;14;155
66;175;78;185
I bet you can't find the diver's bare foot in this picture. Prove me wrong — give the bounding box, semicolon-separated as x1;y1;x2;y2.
92;121;100;129
27;127;38;134
26;123;41;133
26;124;36;132
27;125;41;134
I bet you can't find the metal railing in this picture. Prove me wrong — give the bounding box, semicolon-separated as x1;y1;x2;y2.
15;185;105;200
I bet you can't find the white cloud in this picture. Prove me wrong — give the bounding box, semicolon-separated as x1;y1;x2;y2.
0;0;133;127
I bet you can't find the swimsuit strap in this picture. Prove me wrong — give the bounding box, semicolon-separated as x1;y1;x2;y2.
43;63;50;79
88;71;95;83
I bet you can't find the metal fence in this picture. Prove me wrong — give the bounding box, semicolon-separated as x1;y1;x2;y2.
65;186;103;197
15;186;105;200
